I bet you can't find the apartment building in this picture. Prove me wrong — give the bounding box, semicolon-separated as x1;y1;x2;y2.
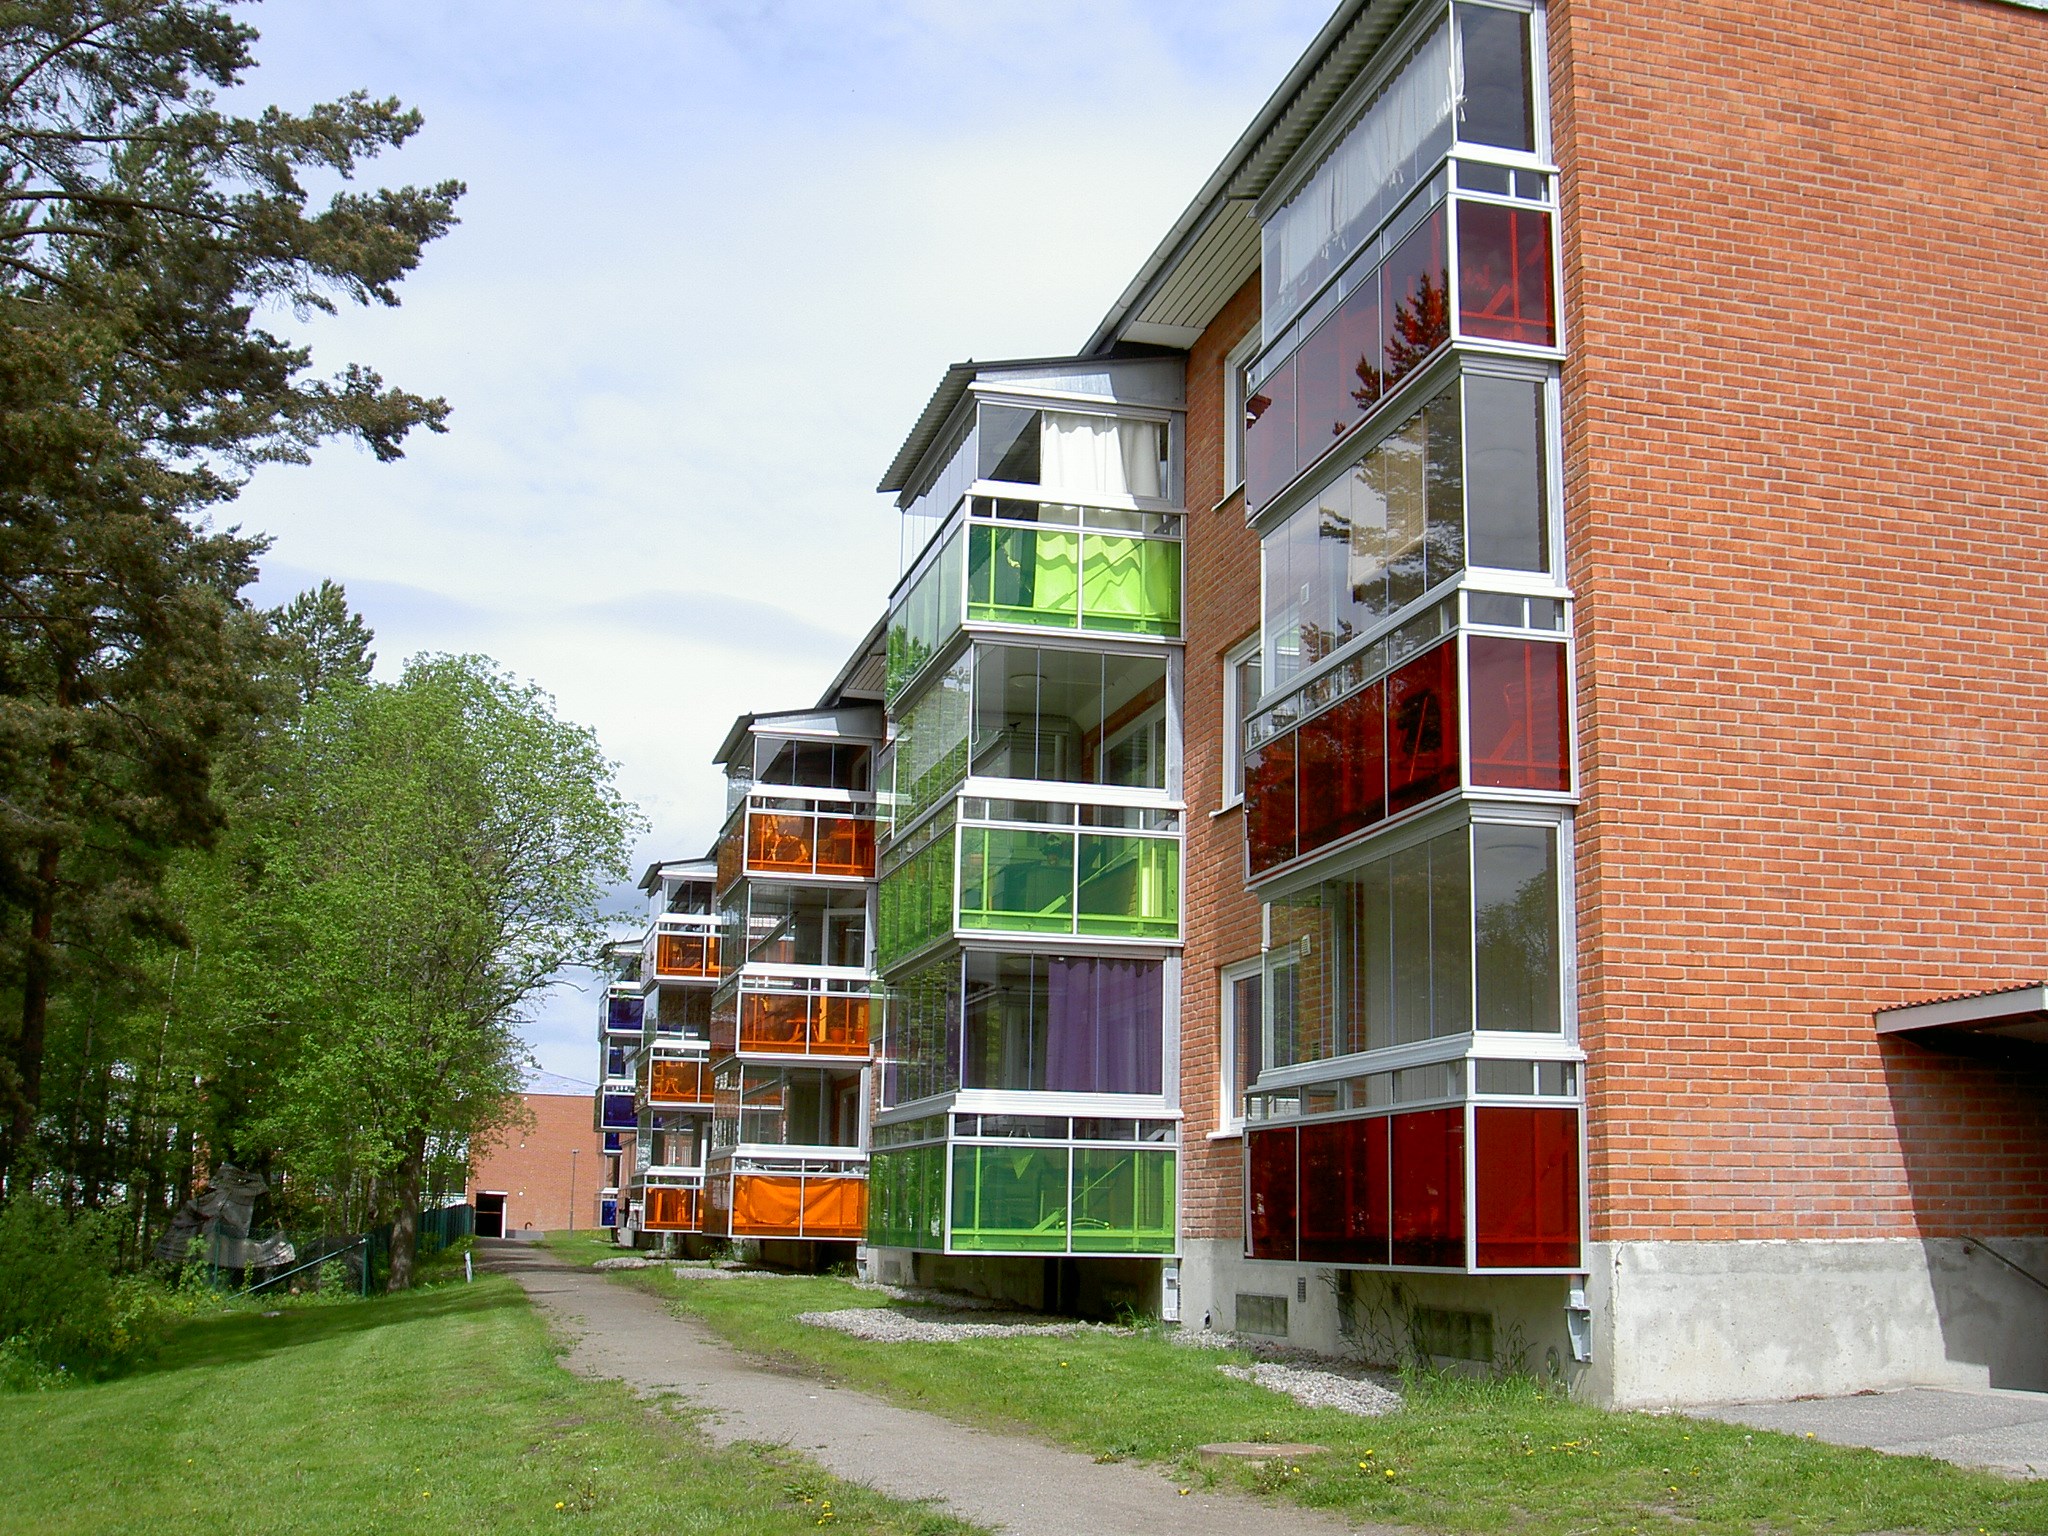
607;0;2048;1406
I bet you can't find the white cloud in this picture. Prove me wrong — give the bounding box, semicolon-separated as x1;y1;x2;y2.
228;0;1333;1077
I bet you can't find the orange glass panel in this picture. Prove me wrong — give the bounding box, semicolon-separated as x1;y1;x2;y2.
813;816;876;878
648;1058;711;1104
731;1174;805;1237
747;811;816;873
642;1186;699;1231
739;991;809;1052
801;1177;867;1238
812;994;870;1056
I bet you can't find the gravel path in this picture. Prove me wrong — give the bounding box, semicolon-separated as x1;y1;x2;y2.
482;1241;1397;1535
798;1307;1101;1342
1220;1362;1402;1418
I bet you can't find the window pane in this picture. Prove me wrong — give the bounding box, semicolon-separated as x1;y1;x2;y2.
965;954;1162;1095
1300;1114;1390;1264
1473;822;1562;1032
1475;1105;1579;1267
1429;827;1474;1035
978;404;1041;483
1244;355;1297;509
1076;833;1179;938
1464;375;1549;571
1381;205;1451;389
1244;730;1298;875
1071;1148;1176;1253
1245;1125;1299;1261
1380;411;1429;612
1425;382;1465;588
967;524;1079;628
1082;533;1181;636
1229;972;1263;1118
959;825;1074;932
1390;1106;1466;1267
951;1143;1069;1251
1457;202;1555;346
1387;637;1461;812
1469;636;1569;790
1454;2;1534;152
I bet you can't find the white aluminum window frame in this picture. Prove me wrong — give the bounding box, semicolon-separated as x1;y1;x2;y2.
1217;957;1264;1136
1221;330;1260;502
1220;632;1261;811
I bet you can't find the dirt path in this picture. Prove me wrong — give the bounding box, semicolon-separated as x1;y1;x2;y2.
484;1241;1390;1536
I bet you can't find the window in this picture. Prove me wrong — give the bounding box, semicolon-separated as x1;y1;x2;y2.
963;953;1164;1095
1223;331;1259;496
1220;959;1264;1132
1222;635;1262;808
971;644;1168;790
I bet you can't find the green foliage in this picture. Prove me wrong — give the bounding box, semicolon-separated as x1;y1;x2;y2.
0;1197;175;1379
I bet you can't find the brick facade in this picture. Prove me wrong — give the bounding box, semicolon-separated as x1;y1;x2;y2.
1179;273;1266;1242
1551;0;2048;1244
467;1094;607;1235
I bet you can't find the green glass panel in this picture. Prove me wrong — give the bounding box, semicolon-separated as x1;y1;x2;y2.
868;1144;946;1250
878;829;955;968
949;1144;1069;1252
1080;534;1181;636
1075;834;1179;939
886;529;964;702
1070;1148;1176;1254
958;825;1074;934
968;524;1079;628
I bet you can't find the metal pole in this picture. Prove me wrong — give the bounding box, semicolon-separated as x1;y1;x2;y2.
569;1148;579;1232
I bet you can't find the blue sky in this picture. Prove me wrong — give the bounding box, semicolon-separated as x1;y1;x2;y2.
227;0;1333;1081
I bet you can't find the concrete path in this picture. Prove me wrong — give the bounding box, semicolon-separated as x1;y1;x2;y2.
1694;1387;2048;1480
482;1241;1385;1536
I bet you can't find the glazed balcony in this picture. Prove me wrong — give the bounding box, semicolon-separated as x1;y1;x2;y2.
703;1152;867;1241
639;1181;703;1234
878;798;1180;971
711;976;872;1061
601;987;643;1038
1244;168;1559;517
647;912;720;982
596;1082;638;1134
718;790;877;889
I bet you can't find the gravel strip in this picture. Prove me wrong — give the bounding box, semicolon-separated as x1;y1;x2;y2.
1218;1361;1402;1417
590;1256;659;1271
799;1307;1102;1343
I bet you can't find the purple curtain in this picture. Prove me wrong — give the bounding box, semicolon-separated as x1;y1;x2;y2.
1045;958;1161;1094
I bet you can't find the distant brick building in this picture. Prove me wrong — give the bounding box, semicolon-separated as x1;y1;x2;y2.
467;1090;606;1237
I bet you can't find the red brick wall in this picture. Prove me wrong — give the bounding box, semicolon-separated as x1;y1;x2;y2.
466;1094;608;1234
1180;272;1267;1241
1552;0;2048;1242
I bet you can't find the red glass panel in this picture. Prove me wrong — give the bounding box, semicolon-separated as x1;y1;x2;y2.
812;994;871;1056
1299;1114;1391;1265
1244;729;1299;876
1381;208;1450;390
740;990;810;1052
814;815;876;878
1295;707;1343;859
1468;636;1569;791
748;811;815;873
1475;1106;1580;1268
1296;682;1388;858
1245;1125;1299;1261
1390;1107;1466;1267
1245;355;1297;510
1387;639;1460;813
1457;203;1555;348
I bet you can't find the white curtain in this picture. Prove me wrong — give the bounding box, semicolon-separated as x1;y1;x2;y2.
1040;412;1164;499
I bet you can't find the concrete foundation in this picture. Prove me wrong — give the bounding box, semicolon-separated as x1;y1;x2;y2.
1587;1237;2048;1407
1175;1235;2048;1408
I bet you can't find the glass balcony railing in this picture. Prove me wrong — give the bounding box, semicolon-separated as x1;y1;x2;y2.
1245;182;1557;516
647;913;720;981
704;1155;868;1241
878;800;1181;969
596;1084;637;1134
710;978;872;1060
718;791;877;887
1244;605;1571;882
867;1116;1176;1256
601;990;643;1036
640;1183;701;1233
646;1052;714;1106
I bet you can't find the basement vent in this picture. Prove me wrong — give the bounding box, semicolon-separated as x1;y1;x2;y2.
1413;1306;1493;1362
1236;1292;1289;1337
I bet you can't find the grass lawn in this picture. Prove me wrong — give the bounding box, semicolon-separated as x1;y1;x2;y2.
593;1259;2046;1536
0;1268;982;1536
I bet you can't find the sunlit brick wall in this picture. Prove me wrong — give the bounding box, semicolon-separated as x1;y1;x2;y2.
1552;0;2048;1242
466;1094;608;1235
1179;273;1267;1244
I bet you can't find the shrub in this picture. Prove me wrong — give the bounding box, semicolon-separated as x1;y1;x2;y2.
0;1198;173;1381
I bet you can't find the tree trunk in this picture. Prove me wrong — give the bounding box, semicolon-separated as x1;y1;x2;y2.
386;1128;427;1292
